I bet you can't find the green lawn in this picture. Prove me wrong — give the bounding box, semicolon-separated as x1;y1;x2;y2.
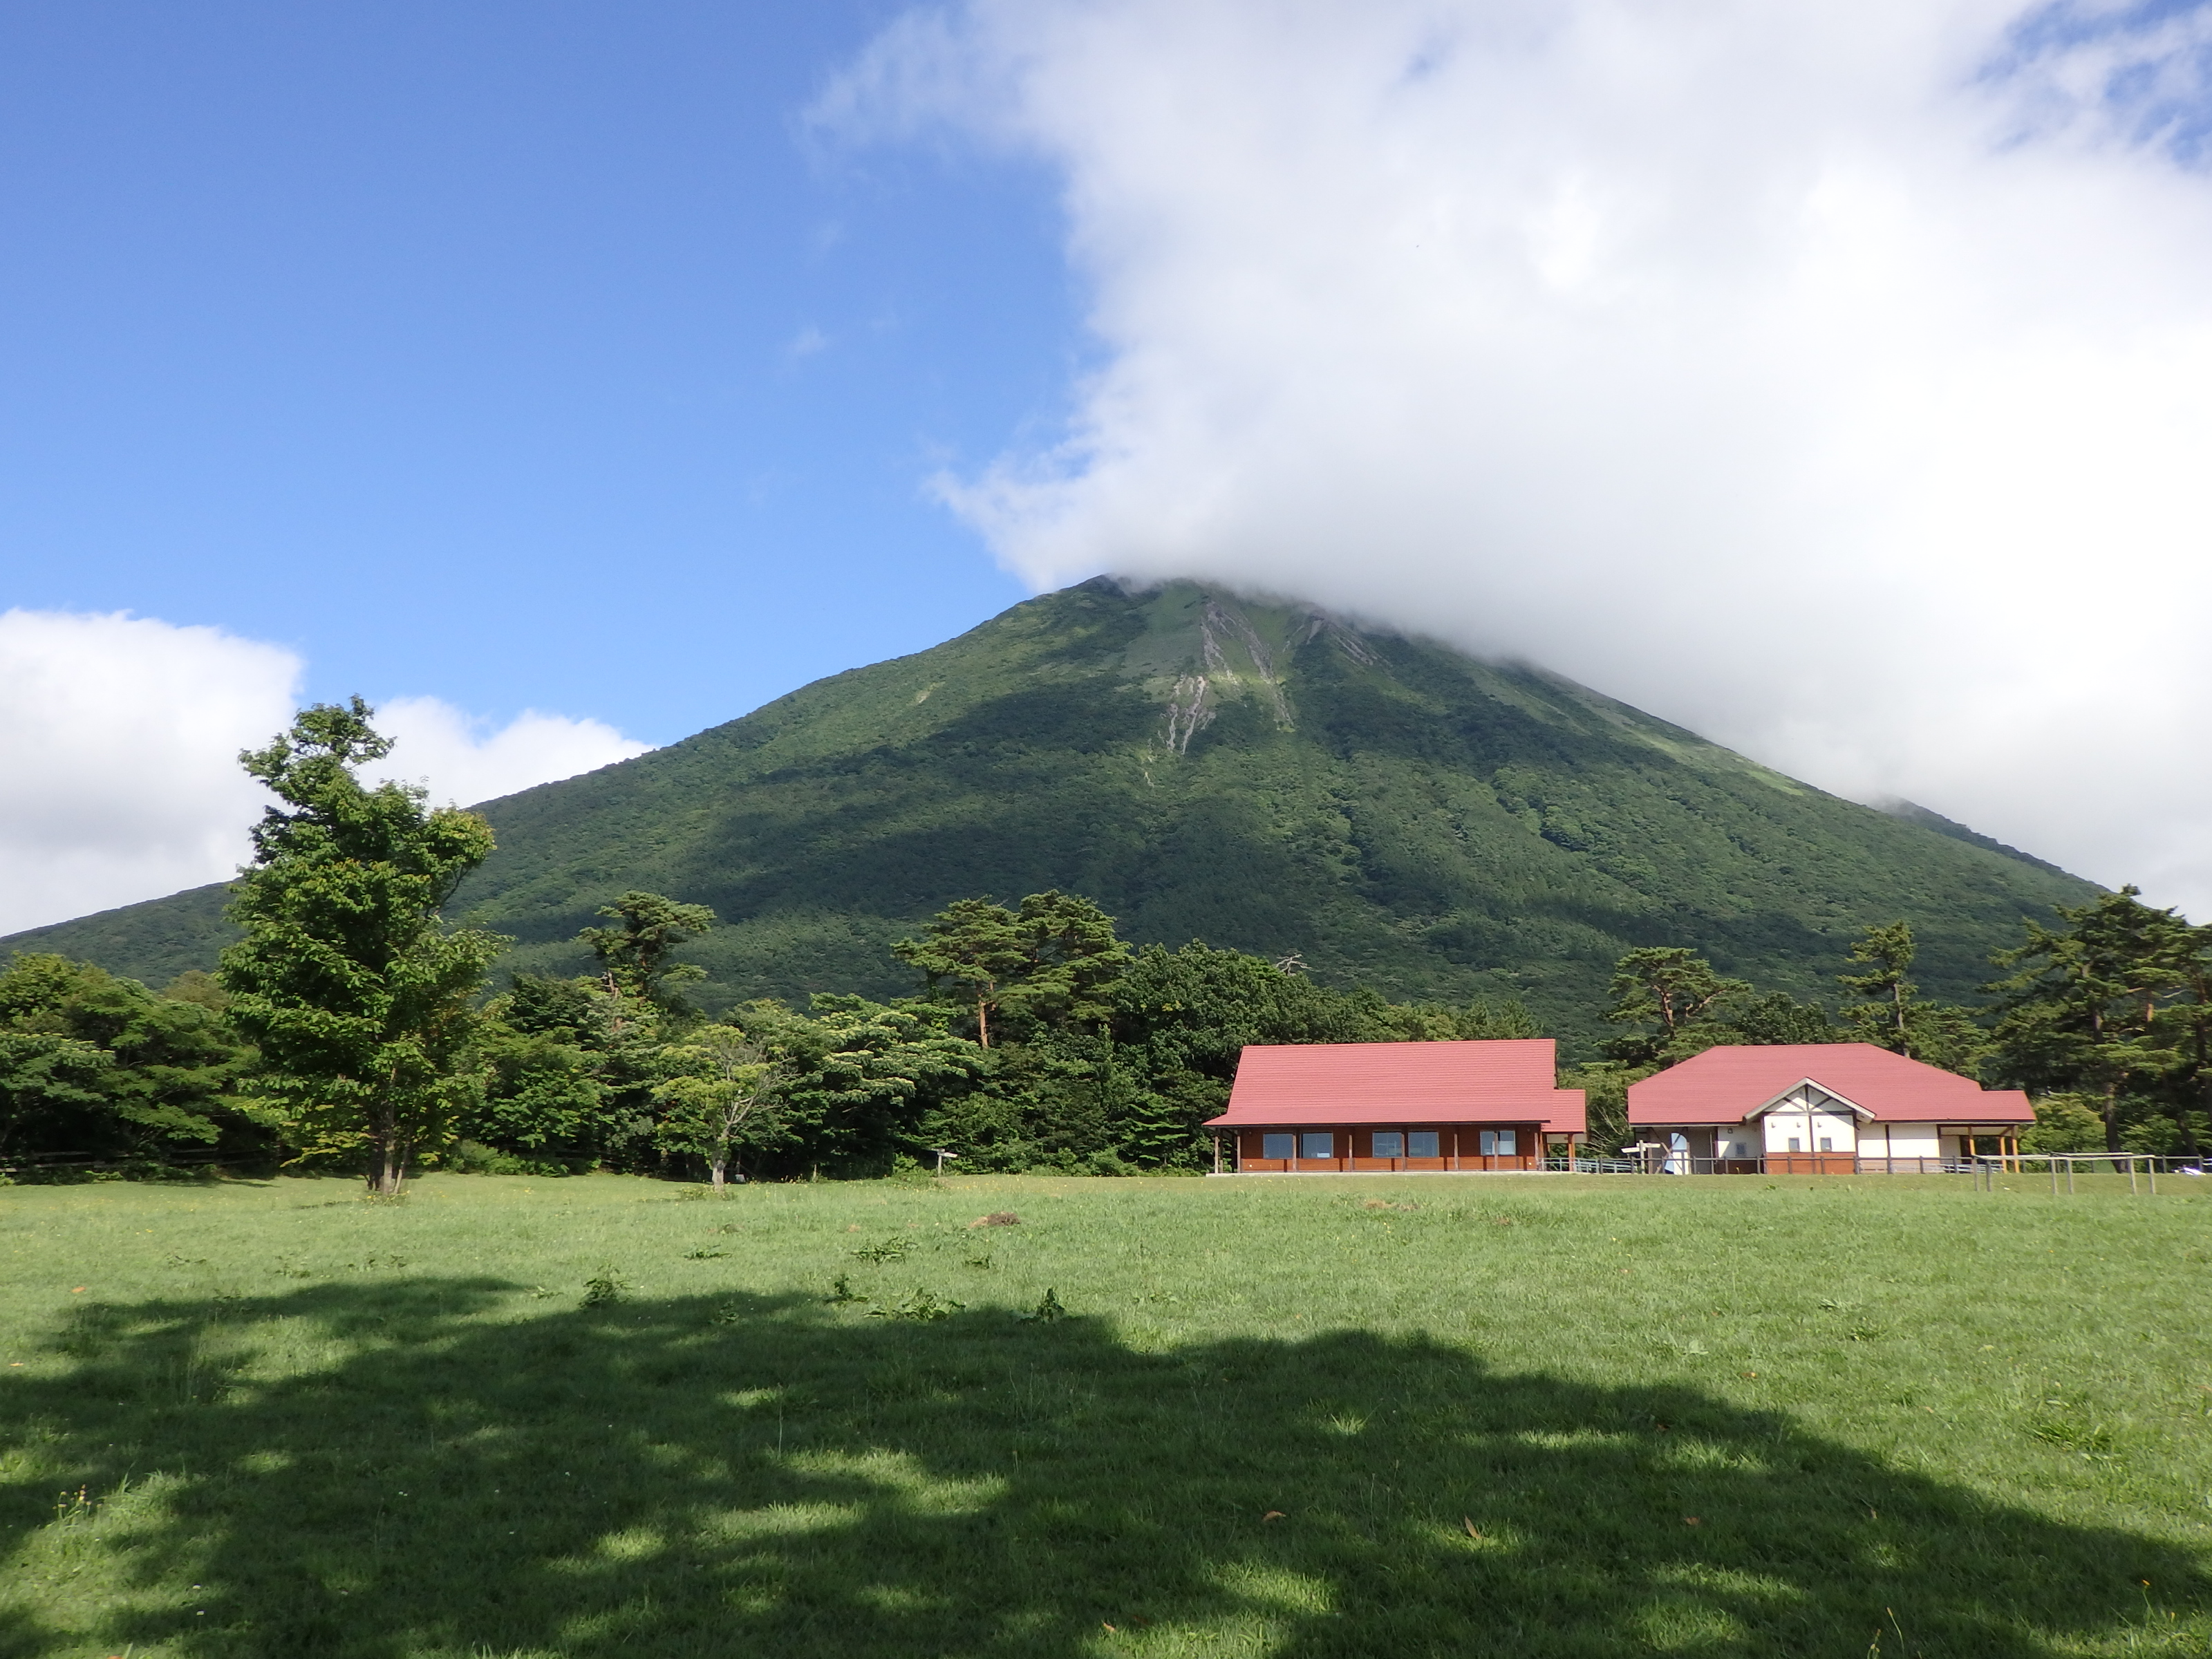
1;1172;2207;1658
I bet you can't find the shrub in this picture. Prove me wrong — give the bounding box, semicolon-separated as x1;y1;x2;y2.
2021;1094;2106;1154
442;1140;573;1177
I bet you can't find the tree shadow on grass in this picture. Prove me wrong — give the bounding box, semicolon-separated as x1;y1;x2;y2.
0;1280;2202;1658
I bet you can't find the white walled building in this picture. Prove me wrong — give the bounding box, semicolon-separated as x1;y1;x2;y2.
1629;1044;2032;1174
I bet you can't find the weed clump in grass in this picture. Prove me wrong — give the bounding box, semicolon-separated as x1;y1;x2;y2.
852;1236;913;1263
1022;1288;1068;1323
868;1289;963;1322
826;1275;868;1306
2027;1392;2118;1458
580;1269;629;1308
968;1211;1022;1228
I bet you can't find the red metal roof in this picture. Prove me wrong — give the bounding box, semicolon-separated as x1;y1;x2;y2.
1628;1043;2032;1126
1205;1040;1586;1134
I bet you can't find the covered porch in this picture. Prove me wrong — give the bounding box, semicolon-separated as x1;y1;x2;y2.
1226;1121;1557;1174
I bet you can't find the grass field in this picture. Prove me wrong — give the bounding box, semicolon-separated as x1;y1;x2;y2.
1;1171;2208;1658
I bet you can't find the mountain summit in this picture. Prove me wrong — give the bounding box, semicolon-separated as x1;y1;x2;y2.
7;579;2092;1035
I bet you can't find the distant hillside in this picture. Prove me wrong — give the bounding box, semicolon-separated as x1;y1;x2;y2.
1879;798;2077;879
4;579;2096;1047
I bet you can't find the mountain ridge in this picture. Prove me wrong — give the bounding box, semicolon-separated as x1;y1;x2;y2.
4;577;2096;1045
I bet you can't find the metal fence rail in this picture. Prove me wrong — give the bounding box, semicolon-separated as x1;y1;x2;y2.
0;1149;241;1180
1973;1151;2174;1194
1544;1154;1641;1173
1557;1151;2204;1183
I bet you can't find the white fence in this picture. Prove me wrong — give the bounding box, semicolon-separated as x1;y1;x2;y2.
1973;1151;2173;1194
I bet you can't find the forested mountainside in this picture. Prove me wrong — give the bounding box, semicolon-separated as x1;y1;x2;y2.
5;578;2094;1040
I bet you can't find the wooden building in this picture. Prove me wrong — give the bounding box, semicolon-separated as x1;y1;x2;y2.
1628;1043;2033;1174
1206;1040;1586;1174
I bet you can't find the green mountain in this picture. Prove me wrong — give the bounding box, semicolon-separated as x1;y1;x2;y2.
5;579;2094;1043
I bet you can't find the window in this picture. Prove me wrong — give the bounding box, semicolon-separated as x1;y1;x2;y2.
1301;1132;1334;1159
1788;1136;1802;1153
1479;1130;1518;1156
1371;1132;1405;1158
1261;1133;1294;1161
1407;1131;1440;1158
1818;1137;1833;1152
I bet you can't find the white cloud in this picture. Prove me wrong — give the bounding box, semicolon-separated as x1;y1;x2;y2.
0;611;301;939
363;697;649;809
0;610;648;940
826;0;2212;921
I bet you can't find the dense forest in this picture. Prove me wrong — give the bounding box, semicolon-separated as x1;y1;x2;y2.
3;697;2204;1183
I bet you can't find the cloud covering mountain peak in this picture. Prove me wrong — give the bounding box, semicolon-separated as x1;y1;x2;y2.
824;0;2212;918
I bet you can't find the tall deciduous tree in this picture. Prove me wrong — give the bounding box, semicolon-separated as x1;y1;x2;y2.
220;698;505;1194
0;954;261;1167
0;1029;111;1165
736;995;988;1174
653;1027;788;1190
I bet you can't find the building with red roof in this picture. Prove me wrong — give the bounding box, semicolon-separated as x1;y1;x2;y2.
1628;1043;2032;1174
1205;1040;1586;1173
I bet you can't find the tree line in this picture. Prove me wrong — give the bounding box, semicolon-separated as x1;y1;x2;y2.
1578;896;2212;1160
3;700;2206;1185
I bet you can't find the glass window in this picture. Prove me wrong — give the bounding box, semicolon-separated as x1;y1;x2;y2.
1497;1130;1517;1155
1261;1133;1294;1160
1371;1132;1404;1158
1818;1137;1833;1152
1407;1131;1440;1158
1479;1130;1497;1156
1300;1132;1334;1159
1788;1136;1802;1153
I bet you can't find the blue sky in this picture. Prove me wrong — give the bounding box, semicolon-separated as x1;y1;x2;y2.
0;0;1064;744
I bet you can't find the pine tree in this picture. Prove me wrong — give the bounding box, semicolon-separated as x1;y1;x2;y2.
1987;888;2192;1152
